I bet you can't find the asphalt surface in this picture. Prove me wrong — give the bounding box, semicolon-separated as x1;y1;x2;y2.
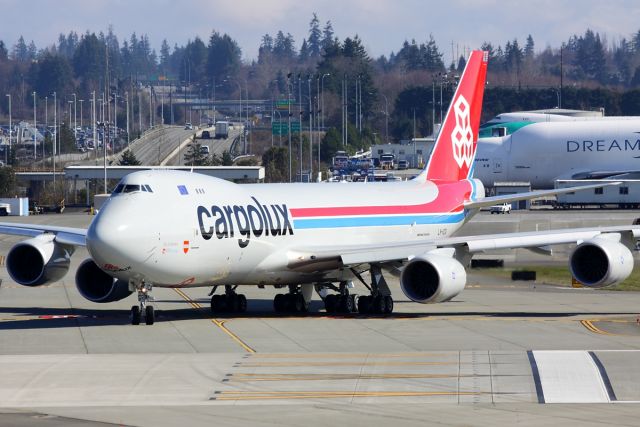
1;210;640;426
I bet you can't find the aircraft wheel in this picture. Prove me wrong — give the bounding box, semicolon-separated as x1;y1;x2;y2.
274;294;286;312
131;305;141;325
358;296;371;314
237;294;247;313
374;295;386;314
145;305;155;325
324;294;338;313
383;296;394;315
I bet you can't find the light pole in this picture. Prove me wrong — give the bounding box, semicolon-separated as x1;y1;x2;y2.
73;93;77;142
91;91;96;158
374;92;389;144
225;77;242;149
33;91;36;159
321;73;330;130
126;92;130;147
308;75;313;180
287;73;292;182
79;99;84;130
44;96;48;159
5;94;10;164
53;92;56;192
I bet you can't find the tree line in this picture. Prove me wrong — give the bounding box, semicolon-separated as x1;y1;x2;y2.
4;15;640;167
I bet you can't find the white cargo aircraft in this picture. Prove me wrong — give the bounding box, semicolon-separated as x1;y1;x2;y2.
475;119;640;188
1;51;639;325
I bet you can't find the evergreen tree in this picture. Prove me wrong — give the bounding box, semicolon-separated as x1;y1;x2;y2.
424;34;444;71
221;150;233;165
321;21;335;52
299;38;310;62
73;32;106;85
308;13;322;57
0;41;7;61
206;31;242;82
262;146;290;182
118;149;141;165
273;31;296;60
524;35;535;58
160;39;171;70
34;52;73;96
13;36;28;61
183;140;210;165
0;167;17;197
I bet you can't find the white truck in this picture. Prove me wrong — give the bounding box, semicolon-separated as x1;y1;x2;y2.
490;203;512;214
0;202;10;216
215;121;230;139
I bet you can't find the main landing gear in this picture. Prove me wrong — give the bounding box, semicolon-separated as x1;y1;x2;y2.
210;285;247;314
322;265;394;315
273;284;313;314
131;282;155;325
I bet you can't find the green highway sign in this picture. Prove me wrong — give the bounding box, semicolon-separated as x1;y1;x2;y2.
271;121;301;135
275;99;293;109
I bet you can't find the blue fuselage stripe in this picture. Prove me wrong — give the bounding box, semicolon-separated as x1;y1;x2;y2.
293;213;465;229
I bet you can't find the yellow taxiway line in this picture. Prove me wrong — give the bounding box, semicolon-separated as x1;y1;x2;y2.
212;390;485;401
173;288;256;353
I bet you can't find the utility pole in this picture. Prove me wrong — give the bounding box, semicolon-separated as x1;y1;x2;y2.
33;92;36;159
53;92;56;192
287;73;292;182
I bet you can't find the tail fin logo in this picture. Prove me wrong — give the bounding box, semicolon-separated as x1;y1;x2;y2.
451;95;474;168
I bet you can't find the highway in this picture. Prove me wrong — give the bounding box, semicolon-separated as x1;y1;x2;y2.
1;210;640;425
162;126;241;166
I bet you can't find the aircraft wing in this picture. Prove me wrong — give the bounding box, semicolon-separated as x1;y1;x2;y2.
0;223;87;246
464;182;620;210
288;225;640;269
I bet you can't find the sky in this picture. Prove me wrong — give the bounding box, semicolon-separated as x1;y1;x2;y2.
2;0;640;62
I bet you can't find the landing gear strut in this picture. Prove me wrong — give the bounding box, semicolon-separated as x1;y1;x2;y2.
211;285;247;314
324;281;359;314
322;265;394;315
131;282;155;325
273;285;311;313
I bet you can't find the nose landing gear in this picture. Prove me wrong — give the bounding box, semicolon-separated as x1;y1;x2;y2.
131;282;155;325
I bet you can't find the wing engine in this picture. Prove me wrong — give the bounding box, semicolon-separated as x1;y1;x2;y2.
400;252;466;303
569;236;634;287
6;234;73;286
75;259;133;303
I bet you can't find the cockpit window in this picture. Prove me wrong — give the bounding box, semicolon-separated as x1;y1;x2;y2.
123;184;141;193
113;184;124;194
112;183;152;195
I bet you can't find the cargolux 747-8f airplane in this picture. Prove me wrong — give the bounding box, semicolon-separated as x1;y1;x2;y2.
2;51;639;325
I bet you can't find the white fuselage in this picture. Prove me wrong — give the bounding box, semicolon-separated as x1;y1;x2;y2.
474;120;640;188
86;170;481;288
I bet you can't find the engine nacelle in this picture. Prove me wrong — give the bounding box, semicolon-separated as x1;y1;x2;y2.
400;253;467;303
75;259;133;303
570;237;634;287
6;234;73;286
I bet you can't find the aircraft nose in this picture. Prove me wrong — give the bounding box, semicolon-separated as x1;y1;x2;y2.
86;204;142;270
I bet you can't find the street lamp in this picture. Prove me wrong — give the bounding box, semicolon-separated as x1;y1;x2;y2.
33;91;36;159
371;92;389;144
73;93;77;142
320;73;330;130
79;99;84;130
225;77;243;150
5;94;11;165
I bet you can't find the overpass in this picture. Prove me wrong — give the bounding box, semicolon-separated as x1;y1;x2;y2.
17;166;264;182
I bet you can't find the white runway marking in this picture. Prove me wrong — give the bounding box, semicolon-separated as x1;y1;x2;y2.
533;350;610;403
